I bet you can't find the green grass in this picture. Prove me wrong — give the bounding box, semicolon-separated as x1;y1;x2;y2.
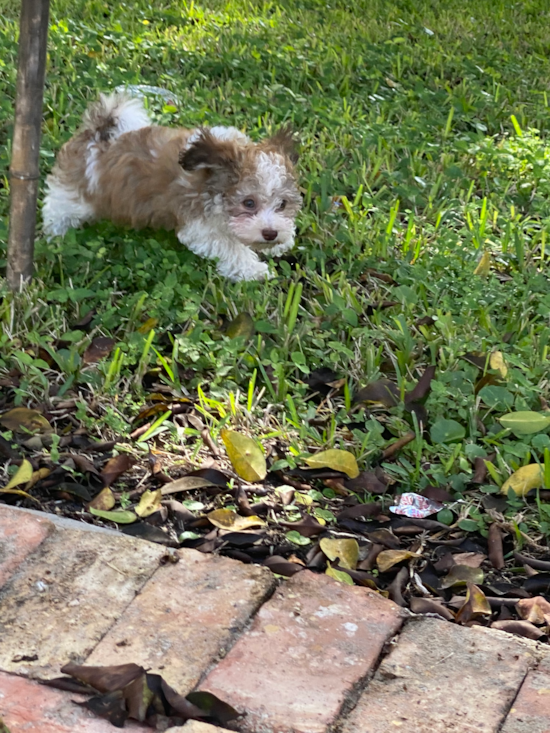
3;0;550;538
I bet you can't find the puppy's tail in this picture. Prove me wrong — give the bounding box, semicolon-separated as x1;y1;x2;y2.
81;92;151;142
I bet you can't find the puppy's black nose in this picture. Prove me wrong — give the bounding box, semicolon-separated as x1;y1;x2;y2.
262;228;278;241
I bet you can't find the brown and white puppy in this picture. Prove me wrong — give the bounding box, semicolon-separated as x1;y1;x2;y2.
43;93;302;280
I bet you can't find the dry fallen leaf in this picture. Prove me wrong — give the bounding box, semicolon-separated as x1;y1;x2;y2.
221;429;266;482
455;583;492;625
345;470;388;494
54;661;240;728
304;449;359;478
488;523;505;570
491;619;545;640
135;489;162;518
279;515;325;537
516;596;550;625
25;467;50;491
474;250;491;276
319;538;359;570
137;317;158;334
161;476;216;495
83;337;116;364
101;454;134;487
409;597;455;621
1;459;40;503
207;508;265;530
294;491;314;506
225;312;255;339
489;350;508;378
61;662;144;693
0;407;52;434
353;379;400;407
263;556;304;577
451;552;486;568
89;487;116;511
377;549;420;573
440;564;485;589
4;459;33;489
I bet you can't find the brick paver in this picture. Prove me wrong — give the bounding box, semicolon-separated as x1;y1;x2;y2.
167;723;235;732
0;671;148;732
200;570;404;733
86;549;275;693
0;505;53;588
501;654;550;733
3;504;550;733
0;524;166;679
340;617;537;733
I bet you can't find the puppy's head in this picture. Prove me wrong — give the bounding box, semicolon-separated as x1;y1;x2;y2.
179;127;301;249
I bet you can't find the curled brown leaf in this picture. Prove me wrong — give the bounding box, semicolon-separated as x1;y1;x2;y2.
491;620;545;640
488;523;505;570
101;454;134;487
516;596;550;625
455;583;491;625
83;337;116;364
409;597;455;621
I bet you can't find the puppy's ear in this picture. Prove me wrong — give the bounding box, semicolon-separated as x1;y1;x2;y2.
266;125;299;164
179;130;241;186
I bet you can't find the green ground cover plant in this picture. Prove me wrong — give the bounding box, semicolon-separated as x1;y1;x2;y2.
3;0;550;627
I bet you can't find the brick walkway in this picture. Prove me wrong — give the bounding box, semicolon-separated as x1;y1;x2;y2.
1;504;549;733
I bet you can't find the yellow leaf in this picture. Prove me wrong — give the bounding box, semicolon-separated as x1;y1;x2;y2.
0;407;52;434
1;459;41;503
135;489;163;518
161;476;216;495
304;449;359;478
5;459;33;489
474;251;491;276
25;467;50;491
377;549;420;573
221;429;266;482
326;567;354;585
225;313;255;339
320;538;359;570
137;317;158;334
294;492;313;506
489;351;508;378
207;508;265;530
440;565;485;589
455;583;491;624
500;463;543;496
89;487;116;511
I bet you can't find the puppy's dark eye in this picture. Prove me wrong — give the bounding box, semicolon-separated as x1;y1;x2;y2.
278;200;287;211
243;198;256;210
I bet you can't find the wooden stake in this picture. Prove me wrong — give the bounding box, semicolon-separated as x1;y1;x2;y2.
7;0;50;291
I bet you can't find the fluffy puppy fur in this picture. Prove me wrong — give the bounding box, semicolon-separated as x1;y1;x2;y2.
43;93;302;281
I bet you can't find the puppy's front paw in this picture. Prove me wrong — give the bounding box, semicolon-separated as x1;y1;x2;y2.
234;260;272;281
265;239;294;258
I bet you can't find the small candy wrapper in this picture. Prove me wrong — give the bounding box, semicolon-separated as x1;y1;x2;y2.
390;492;443;518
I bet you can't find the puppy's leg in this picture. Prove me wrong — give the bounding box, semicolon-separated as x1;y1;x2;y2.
42;176;95;239
178;224;271;282
217;246;272;281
